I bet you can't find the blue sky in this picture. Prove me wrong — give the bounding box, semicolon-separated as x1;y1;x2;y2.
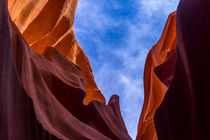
73;0;179;139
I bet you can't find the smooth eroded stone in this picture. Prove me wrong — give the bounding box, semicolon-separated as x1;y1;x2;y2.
0;0;131;139
155;0;210;139
136;12;177;140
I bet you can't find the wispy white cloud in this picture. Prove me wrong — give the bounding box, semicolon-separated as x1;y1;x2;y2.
74;0;179;139
118;73;144;137
111;18;150;140
94;62;144;139
140;0;179;16
74;0;120;36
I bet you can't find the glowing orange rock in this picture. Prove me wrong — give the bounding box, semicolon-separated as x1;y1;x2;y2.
8;0;105;105
1;0;131;139
136;12;177;140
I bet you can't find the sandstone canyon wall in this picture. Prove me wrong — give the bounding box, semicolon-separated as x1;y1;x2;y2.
137;0;210;139
136;12;177;140
8;0;105;105
0;0;131;139
1;0;210;139
154;0;210;139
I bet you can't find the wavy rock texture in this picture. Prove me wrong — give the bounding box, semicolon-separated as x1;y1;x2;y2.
136;12;177;140
2;0;209;139
8;0;105;105
0;0;131;139
154;0;210;139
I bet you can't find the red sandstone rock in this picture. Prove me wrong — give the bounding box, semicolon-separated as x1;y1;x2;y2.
136;12;177;140
2;0;210;139
154;0;210;139
8;0;105;105
0;0;131;139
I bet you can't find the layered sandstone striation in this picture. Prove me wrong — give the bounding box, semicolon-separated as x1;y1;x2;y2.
1;0;210;139
138;0;210;139
0;0;131;139
136;12;177;140
154;0;210;139
8;0;105;105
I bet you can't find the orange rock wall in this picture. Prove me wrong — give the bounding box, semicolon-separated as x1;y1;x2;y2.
136;12;177;140
155;0;210;139
1;0;131;139
8;0;105;104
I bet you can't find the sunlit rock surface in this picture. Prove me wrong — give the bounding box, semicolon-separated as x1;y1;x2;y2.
136;12;177;140
0;0;131;139
154;0;210;139
8;0;105;105
1;0;209;139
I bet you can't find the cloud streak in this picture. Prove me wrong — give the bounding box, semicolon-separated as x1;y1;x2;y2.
140;0;179;16
74;0;179;139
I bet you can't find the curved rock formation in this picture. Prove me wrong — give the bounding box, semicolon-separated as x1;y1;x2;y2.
0;0;131;139
136;12;177;140
8;0;105;105
2;0;209;139
154;0;210;139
